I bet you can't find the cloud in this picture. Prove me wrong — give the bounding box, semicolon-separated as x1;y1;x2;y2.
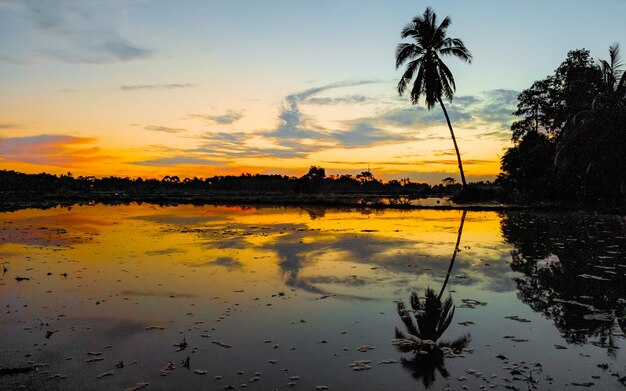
175;84;519;165
128;156;224;167
321;159;494;166
0;123;19;129
306;95;369;105
0;134;110;166
333;120;410;148
189;132;302;159
186;110;244;125
0;54;24;65
251;80;380;155
120;83;196;91
144;125;187;134
17;0;153;64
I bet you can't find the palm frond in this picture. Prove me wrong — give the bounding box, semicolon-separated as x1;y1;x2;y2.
410;291;421;311
433;16;451;44
395;43;422;69
439;334;471;352
609;43;623;77
436;297;455;339
407;62;425;104
397;300;420;337
397;59;421;96
439;38;473;63
438;60;456;102
400;21;417;39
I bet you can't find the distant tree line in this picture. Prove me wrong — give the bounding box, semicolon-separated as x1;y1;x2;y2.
0;167;480;199
497;44;626;201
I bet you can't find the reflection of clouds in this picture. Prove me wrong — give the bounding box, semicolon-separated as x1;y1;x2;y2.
0;212;107;247
145;247;187;256
186;257;242;271
165;211;515;295
131;214;229;226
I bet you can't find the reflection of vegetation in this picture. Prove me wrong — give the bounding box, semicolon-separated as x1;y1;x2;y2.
393;288;470;387
395;7;472;188
501;212;626;355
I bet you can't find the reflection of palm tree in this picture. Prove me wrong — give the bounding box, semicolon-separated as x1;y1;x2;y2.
396;7;472;188
393;212;470;387
438;210;467;300
394;288;470;387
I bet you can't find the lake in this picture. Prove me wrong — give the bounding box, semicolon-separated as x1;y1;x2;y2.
1;204;625;390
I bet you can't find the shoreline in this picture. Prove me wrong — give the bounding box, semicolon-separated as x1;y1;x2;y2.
1;191;624;214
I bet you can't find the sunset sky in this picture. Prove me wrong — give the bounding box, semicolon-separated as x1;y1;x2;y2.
1;0;625;183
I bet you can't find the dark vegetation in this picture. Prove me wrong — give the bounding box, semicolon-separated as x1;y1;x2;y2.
0;167;500;211
497;44;626;202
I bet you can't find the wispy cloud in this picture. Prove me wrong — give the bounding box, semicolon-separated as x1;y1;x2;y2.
0;54;24;65
254;80;381;154
144;125;187;134
0;123;20;129
16;0;153;64
333;120;410;148
306;95;369;105
120;83;196;91
186;110;244;125
128;156;223;167
141;83;520;167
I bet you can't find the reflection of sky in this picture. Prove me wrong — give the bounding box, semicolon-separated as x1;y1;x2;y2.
1;204;625;390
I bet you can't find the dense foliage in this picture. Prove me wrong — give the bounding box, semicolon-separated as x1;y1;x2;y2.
498;45;626;201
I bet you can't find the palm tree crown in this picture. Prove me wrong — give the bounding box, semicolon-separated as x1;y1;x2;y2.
396;7;472;108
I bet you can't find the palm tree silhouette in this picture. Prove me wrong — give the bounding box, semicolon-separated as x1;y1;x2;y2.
396;7;472;188
597;43;626;103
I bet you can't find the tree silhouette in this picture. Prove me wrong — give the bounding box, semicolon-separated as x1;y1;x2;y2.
396;7;472;188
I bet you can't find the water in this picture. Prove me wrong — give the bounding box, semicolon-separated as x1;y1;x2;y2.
0;204;624;390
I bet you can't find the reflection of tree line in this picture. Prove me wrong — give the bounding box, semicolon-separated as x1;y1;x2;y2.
501;212;626;355
393;211;469;387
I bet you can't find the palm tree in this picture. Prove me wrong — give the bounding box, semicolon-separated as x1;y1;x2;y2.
396;7;472;188
596;43;626;108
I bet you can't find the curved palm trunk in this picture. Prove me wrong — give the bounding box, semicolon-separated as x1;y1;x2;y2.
438;97;467;188
438;210;467;300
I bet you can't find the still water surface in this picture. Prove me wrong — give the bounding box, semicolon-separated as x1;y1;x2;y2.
0;204;624;390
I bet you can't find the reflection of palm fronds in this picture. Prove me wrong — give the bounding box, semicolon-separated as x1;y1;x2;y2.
396;288;455;342
440;334;471;353
393;287;470;388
